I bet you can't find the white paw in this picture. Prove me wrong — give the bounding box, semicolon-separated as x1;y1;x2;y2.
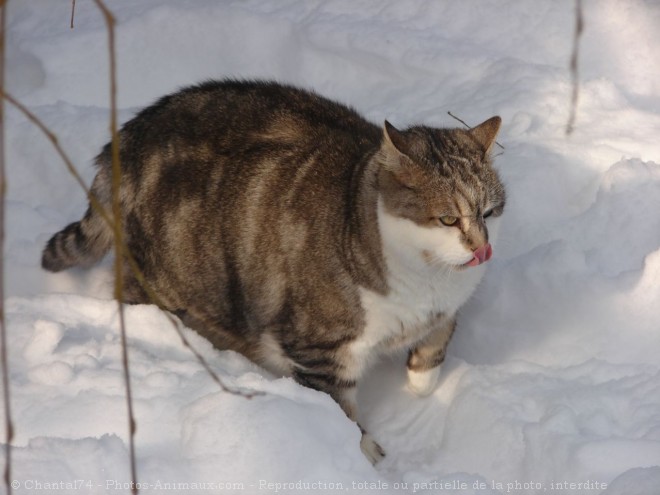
360;433;385;465
407;366;441;397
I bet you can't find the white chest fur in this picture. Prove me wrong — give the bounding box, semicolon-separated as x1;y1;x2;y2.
349;200;487;376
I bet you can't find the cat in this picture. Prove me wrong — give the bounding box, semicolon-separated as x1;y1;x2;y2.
42;80;505;464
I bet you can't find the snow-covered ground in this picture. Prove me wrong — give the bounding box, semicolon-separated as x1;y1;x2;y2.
4;1;660;494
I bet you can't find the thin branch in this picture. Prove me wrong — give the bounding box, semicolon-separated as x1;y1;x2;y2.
0;1;12;493
70;0;76;29
3;22;261;489
0;91;261;398
89;0;262;403
0;21;262;492
446;111;472;130
1;92;113;227
120;257;262;396
90;2;138;493
447;111;505;150
566;0;584;135
127;253;263;398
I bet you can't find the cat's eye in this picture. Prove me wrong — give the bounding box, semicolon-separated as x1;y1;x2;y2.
483;209;494;219
439;215;458;226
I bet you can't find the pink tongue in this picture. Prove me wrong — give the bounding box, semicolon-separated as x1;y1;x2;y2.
466;244;492;267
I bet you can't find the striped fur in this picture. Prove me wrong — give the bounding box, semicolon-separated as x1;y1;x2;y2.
41;80;505;463
42;168;114;271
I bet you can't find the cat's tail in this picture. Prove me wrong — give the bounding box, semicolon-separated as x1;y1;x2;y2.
42;165;114;272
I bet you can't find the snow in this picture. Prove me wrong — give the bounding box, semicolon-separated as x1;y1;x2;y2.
3;0;660;494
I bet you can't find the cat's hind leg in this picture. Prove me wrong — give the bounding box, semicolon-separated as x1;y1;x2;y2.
119;260;151;305
407;317;456;397
293;364;385;464
360;429;386;465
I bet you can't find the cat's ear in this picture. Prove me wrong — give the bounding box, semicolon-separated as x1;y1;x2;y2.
470;116;501;155
381;121;420;189
383;120;413;157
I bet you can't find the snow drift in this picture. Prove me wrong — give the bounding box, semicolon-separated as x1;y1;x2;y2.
3;1;660;494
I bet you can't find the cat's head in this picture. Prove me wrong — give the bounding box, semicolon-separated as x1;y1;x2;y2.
376;116;505;269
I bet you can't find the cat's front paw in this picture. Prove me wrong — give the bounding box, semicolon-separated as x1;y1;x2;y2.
406;366;441;397
360;433;385;465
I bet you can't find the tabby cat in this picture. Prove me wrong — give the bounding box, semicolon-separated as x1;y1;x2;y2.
42;80;505;463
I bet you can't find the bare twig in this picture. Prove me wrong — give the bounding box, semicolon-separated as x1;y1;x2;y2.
566;0;584;135
0;90;261;397
0;1;12;493
447;111;505;150
127;254;263;398
446;111;472;130
2;13;263;492
70;0;76;29
90;1;138;493
89;0;262;403
1;92;112;226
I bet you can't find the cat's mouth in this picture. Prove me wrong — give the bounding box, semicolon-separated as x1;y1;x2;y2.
463;243;492;267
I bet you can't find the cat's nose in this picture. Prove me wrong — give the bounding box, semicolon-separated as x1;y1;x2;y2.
466;243;492;267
